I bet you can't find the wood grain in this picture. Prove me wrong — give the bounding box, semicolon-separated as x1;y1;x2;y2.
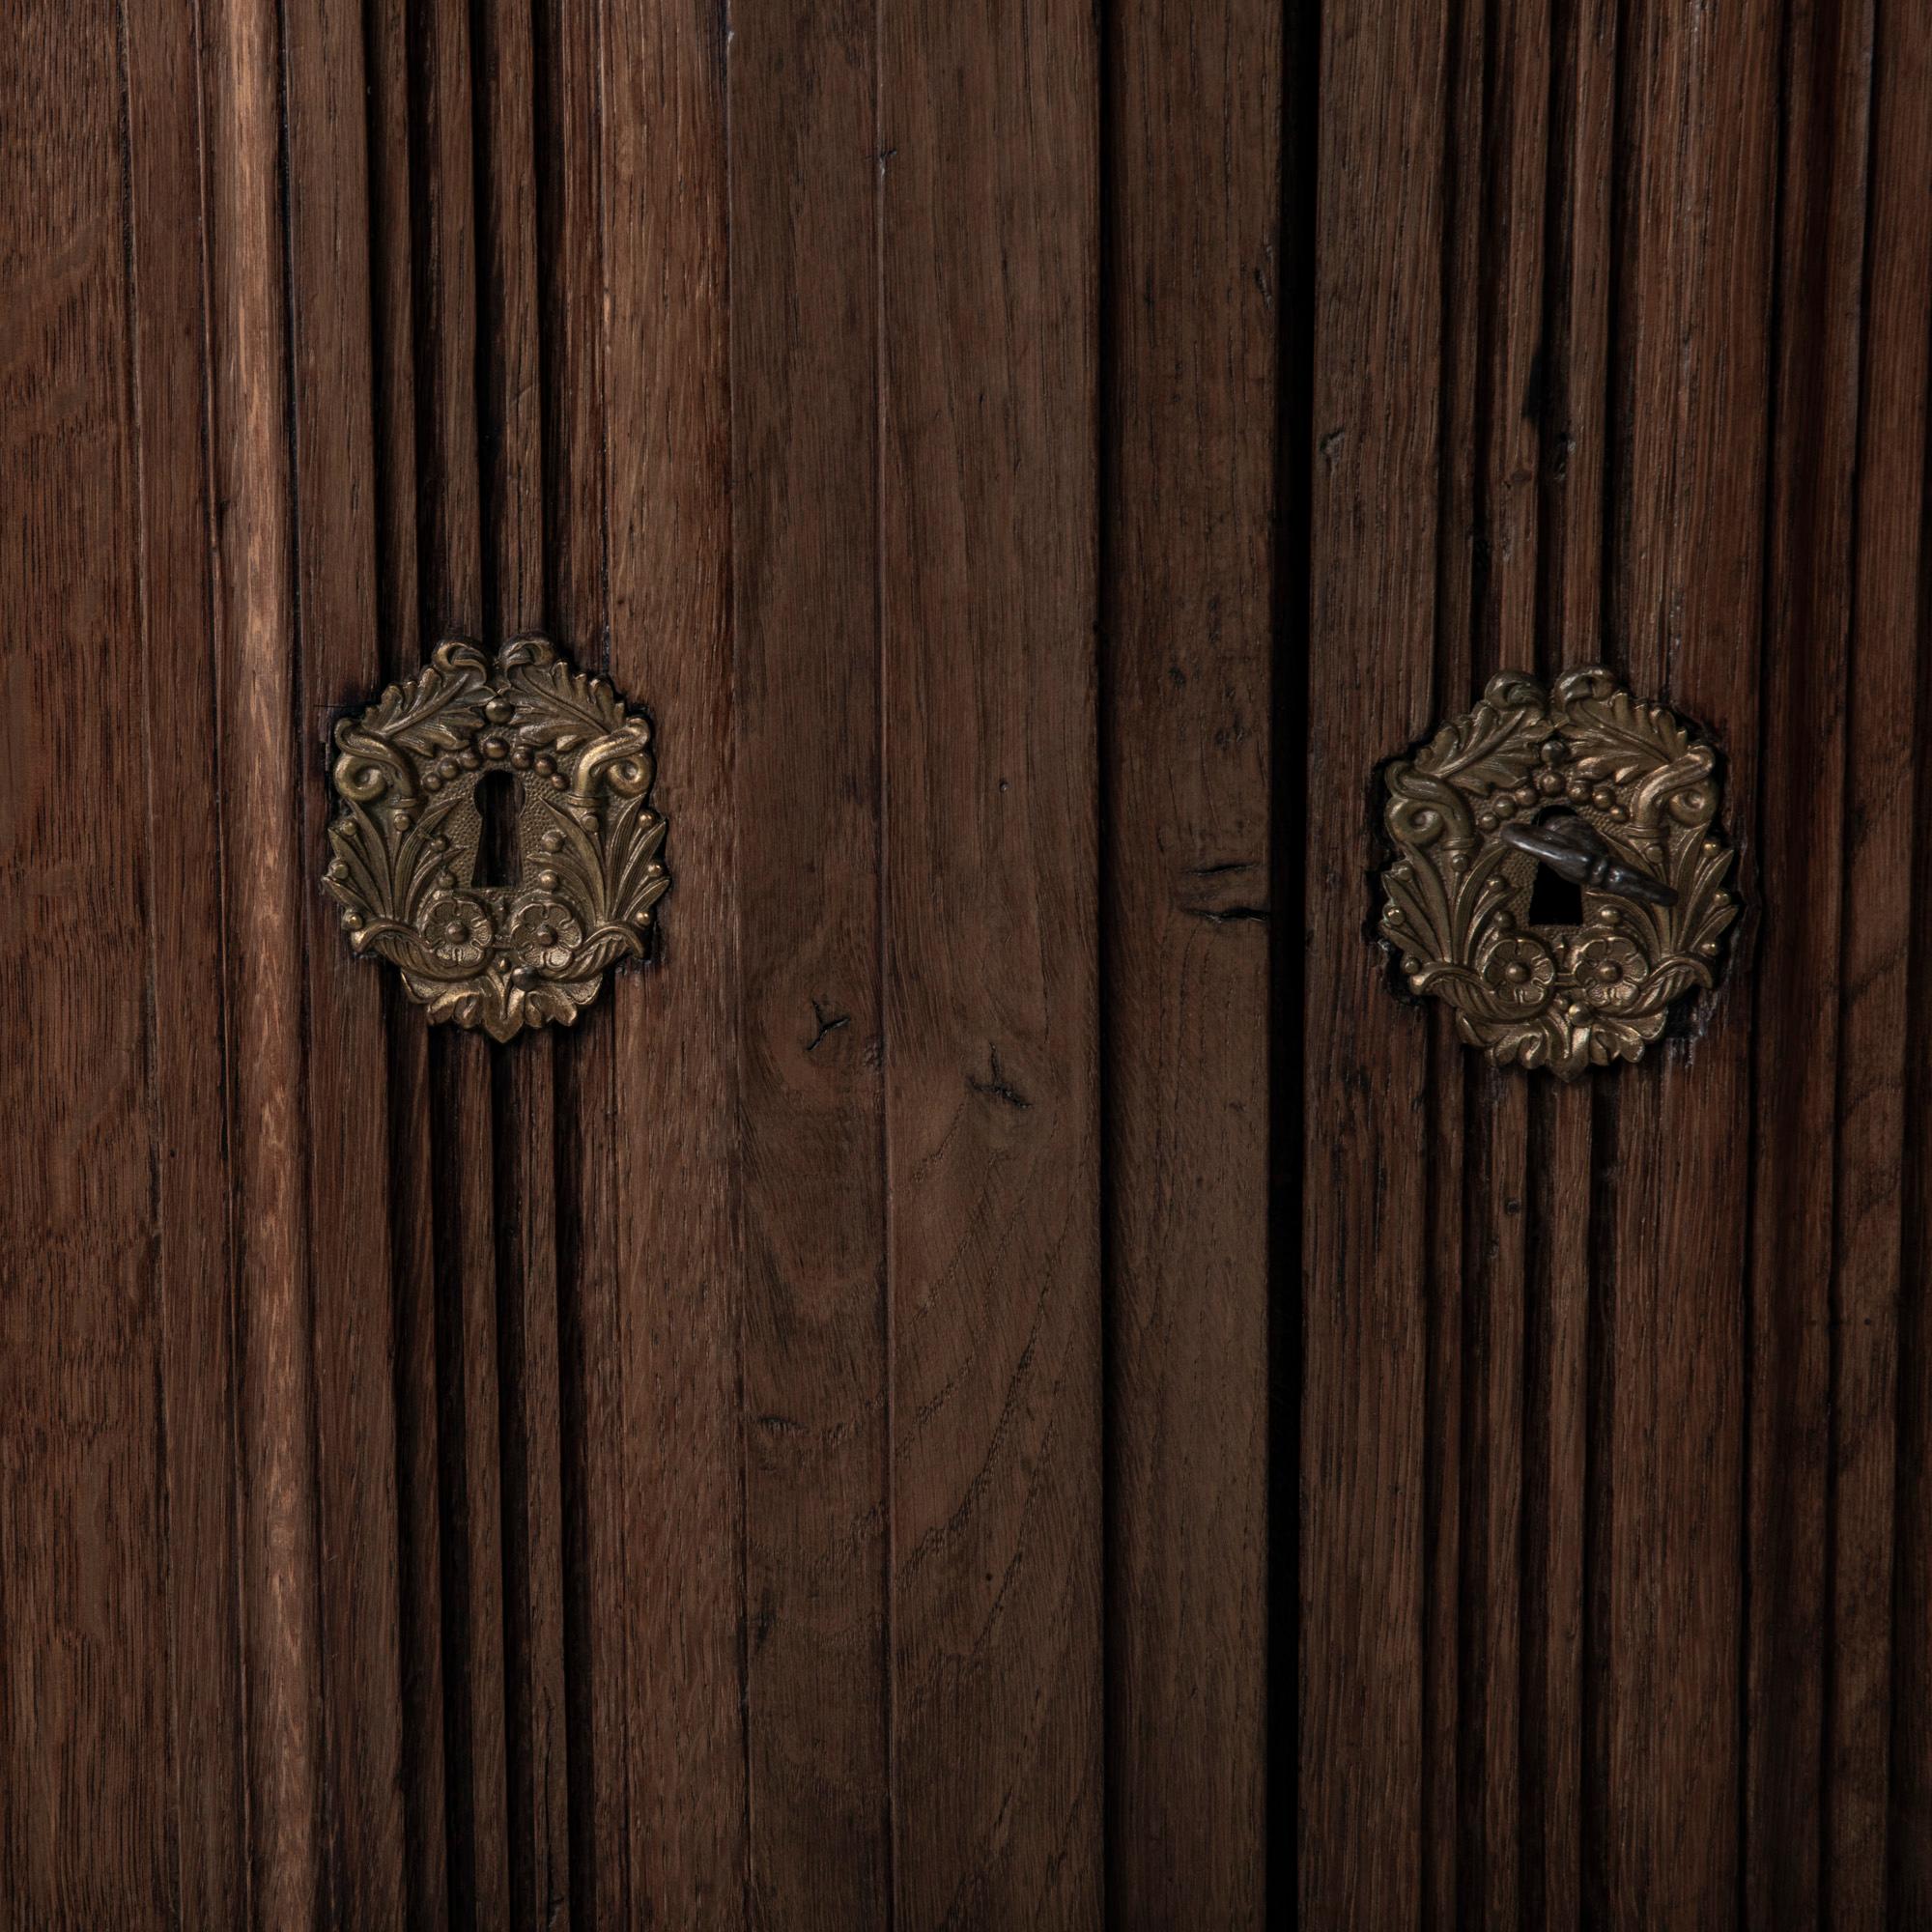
879;0;1104;1918
472;0;573;1915
1101;0;1276;1919
0;4;196;1919
1746;0;1870;1916
405;3;515;1919
1299;0;1447;1920
15;0;1932;1922
1444;4;1548;1918
201;0;329;1918
727;0;894;1923
123;0;251;1918
602;0;747;1921
1602;0;1778;1918
281;0;413;1916
1827;0;1931;1914
1529;7;1612;1924
533;0;629;1920
1893;7;1932;1886
364;0;451;1917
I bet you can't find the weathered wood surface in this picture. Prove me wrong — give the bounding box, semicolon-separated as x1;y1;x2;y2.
8;0;1932;1924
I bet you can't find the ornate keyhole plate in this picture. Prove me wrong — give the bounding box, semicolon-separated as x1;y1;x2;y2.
1377;668;1737;1078
324;636;668;1040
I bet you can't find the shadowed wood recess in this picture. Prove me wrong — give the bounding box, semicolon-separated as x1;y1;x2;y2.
8;0;1932;1925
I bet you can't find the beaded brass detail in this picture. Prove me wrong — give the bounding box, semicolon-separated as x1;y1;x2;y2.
324;636;668;1040
1378;668;1736;1078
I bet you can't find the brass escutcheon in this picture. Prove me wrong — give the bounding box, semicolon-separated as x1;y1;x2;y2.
1377;668;1737;1077
324;635;668;1040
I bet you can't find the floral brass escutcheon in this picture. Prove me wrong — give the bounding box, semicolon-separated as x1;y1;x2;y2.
324;635;668;1040
1378;668;1737;1078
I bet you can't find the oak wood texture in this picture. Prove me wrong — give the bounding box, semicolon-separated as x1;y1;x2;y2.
728;0;893;1921
879;0;1105;1918
1102;0;1277;1921
1302;1;1932;1928
201;0;330;1918
14;0;1932;1926
1300;0;1446;1918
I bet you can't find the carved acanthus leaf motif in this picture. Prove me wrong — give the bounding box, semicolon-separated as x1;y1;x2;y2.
1378;668;1737;1078
324;635;669;1040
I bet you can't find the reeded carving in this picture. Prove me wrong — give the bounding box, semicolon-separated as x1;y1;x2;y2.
324;636;668;1039
1378;668;1737;1077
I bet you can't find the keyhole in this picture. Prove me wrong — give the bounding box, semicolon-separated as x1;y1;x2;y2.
1526;845;1584;925
472;769;522;889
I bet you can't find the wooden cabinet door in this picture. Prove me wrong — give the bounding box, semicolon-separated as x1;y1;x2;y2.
1302;2;1932;1926
5;0;1929;1927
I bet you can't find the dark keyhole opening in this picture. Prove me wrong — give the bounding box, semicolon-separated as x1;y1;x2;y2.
1525;809;1585;925
473;768;522;888
1528;862;1584;926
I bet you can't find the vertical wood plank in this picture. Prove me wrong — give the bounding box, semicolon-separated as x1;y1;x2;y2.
408;2;512;1917
1527;7;1615;1920
1825;0;1931;1913
601;0;747;1919
1891;10;1932;1885
533;0;629;1919
472;0;574;1917
365;0;451;1918
1889;25;1932;1918
727;0;894;1923
1454;5;1548;1919
1300;0;1447;1918
1101;0;1277;1918
1521;1078;1590;1932
200;0;328;1918
1430;7;1484;1917
1425;12;1481;1902
1603;0;1778;1918
1745;0;1871;1917
879;0;1103;1918
0;5;187;1918
123;0;251;1918
280;0;413;1917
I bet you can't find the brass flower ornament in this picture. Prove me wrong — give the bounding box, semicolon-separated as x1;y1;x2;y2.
1378;668;1737;1077
324;636;668;1039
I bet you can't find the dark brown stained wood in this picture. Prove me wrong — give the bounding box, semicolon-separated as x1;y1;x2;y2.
1893;45;1932;1878
200;0;330;1919
1105;0;1283;1909
280;0;413;1918
1422;11;1482;1906
602;0;747;1919
532;0;627;1921
1521;1078;1590;1932
23;0;1932;1918
1522;6;1615;1917
1601;0;1778;1918
878;0;1103;1918
364;0;451;1918
1101;0;1276;1918
1827;2;1930;1914
1300;0;1447;1919
123;0;251;1919
473;0;574;1917
1421;1012;1466;1930
1445;4;1549;1919
1;4;187;1918
1745;0;1870;1916
1422;1000;1467;1932
408;1;512;1918
727;0;892;1924
1895;9;1932;1892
